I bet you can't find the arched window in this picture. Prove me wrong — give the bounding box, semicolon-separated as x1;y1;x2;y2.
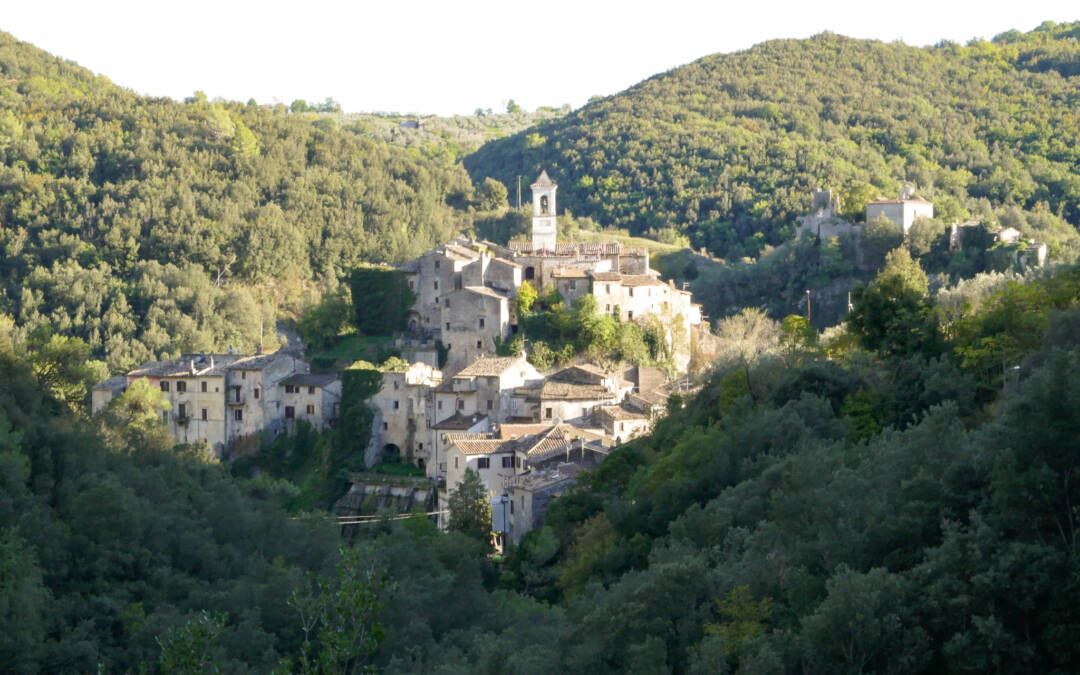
540;195;549;215
525;266;535;280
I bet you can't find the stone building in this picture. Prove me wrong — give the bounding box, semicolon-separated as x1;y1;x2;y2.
440;286;513;375
279;373;342;432
92;350;311;457
432;354;543;425
367;361;442;469
866;185;934;234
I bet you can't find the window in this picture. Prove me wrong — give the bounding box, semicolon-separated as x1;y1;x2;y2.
434;280;439;290
178;403;186;419
477;457;490;469
545;407;552;419
478;318;485;328
605;304;611;312
309;386;315;394
569;280;576;290
306;404;315;415
382;422;388;431
418;442;424;450
501;455;513;468
393;380;399;390
285;384;295;393
201;408;208;421
285;406;295;419
521;495;525;509
435;297;439;305
176;381;186;393
457;399;464;410
393;400;400;410
628;287;634;297
540;195;549;214
435;260;441;269
409;280;414;289
201;381;207;393
445;298;450;308
160;381;170;392
510;500;514;514
161;411;169;423
254;387;260;399
242;372;246;380
438;400;443;410
487;399;493;410
445;322;450;330
234;409;243;421
628;311;634;320
606;284;611;293
476;340;482;349
454;456;458;469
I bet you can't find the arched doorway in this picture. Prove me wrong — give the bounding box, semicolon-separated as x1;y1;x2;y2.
525;266;535;280
382;443;401;462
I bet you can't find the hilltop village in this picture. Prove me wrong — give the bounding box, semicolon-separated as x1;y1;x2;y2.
92;171;711;542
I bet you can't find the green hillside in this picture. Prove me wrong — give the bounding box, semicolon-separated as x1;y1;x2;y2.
0;31;472;371
465;22;1080;261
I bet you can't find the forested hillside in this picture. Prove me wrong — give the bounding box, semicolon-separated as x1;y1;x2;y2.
466;22;1080;261
0;31;472;371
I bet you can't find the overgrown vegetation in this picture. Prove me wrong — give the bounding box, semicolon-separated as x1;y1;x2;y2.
467;23;1080;263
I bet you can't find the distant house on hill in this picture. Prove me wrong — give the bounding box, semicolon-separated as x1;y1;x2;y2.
866;185;934;234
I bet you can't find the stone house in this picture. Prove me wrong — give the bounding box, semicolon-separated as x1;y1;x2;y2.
367;361;442;469
431;413;491;480
279;373;342;432
432;354;543;425
93;350;310;457
440;286;513;375
866;186;934;234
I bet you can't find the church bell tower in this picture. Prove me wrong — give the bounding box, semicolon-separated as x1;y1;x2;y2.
531;170;557;252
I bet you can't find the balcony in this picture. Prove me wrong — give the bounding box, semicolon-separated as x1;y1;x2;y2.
227;396;245;407
174;414;191;426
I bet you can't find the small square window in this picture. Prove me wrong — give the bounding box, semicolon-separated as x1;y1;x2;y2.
501;455;513;468
160;381;170;392
176;381;186;393
285;406;295;419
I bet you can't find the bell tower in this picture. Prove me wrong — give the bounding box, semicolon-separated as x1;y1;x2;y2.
531;170;557;252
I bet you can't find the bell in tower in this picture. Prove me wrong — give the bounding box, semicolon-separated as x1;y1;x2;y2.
531;170;557;251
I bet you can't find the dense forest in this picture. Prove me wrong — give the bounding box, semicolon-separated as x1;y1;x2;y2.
7;242;1080;672
7;20;1080;673
466;22;1080;262
0;30;472;371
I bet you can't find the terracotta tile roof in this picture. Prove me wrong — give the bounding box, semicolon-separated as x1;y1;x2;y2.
590;271;623;282
499;423;552;439
451;438;507;456
92;374;127;392
600;404;650;421
456;355;524;378
128;353;238;378
228;352;299;371
621;275;666;287
442;244;481;261
540;381;613;401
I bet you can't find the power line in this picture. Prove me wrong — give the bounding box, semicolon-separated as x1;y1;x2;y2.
335;510;447;525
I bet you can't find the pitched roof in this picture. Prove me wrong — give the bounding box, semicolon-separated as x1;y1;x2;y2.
442;244;482;261
92;374;127;392
621;275;667;287
540;381;612;401
600;404;650;421
531;170;555;188
280;373;339;387
127;353;238;378
228;352;299;371
462;285;510;300
553;268;589;278
450;438;507;456
432;412;489;430
590;271;623;282
455;355;524;378
499;423;552;439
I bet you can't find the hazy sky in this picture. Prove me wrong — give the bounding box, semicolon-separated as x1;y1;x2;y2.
5;1;1078;116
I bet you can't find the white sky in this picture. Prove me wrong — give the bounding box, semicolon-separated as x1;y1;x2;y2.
4;1;1078;116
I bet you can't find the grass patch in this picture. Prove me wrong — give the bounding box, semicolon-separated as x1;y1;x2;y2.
309;333;397;372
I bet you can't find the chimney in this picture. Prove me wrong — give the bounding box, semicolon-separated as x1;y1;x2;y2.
209;355;215;370
190;359;196;375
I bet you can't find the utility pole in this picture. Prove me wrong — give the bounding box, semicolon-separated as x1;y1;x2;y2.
516;175;521;209
805;289;811;323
